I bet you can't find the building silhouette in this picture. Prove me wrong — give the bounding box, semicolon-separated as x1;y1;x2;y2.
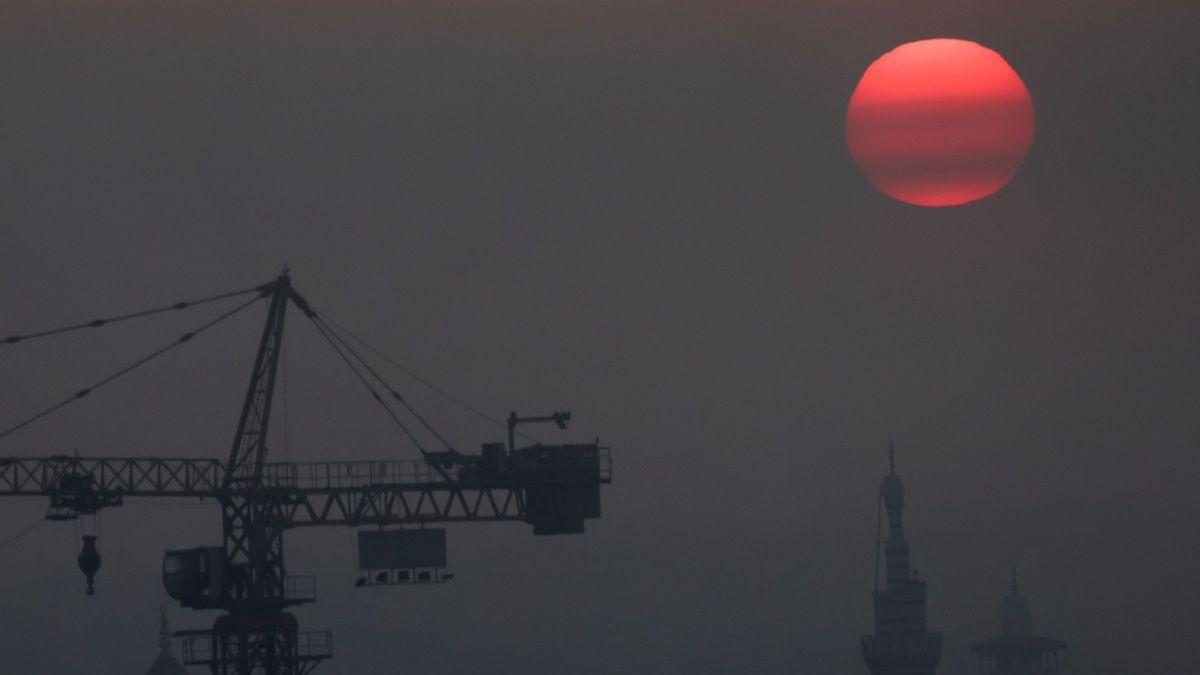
862;445;943;675
144;604;188;675
970;571;1067;675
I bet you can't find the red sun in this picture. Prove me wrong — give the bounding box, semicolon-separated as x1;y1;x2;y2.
846;39;1035;207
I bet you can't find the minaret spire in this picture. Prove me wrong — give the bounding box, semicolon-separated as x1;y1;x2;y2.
863;443;942;675
880;444;909;590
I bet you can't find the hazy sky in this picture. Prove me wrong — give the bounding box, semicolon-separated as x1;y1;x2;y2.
1;2;1198;673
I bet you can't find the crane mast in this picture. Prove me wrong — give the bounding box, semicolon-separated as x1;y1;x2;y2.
0;273;611;675
214;273;304;673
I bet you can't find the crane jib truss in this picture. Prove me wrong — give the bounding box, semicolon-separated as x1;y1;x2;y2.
0;273;612;675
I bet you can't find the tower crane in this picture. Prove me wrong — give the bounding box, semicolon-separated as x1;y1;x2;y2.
0;272;612;674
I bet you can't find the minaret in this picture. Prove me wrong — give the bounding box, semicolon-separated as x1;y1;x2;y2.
970;570;1067;674
862;444;943;675
144;604;188;675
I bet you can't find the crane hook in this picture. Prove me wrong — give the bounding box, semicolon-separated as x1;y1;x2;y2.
77;535;101;596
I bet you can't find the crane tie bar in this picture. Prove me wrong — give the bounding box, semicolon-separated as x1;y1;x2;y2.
0;295;264;442
316;311;535;443
2;283;269;346
311;312;457;454
304;315;430;455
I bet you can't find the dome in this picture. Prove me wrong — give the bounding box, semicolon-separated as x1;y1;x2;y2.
1001;590;1033;637
145;652;188;675
880;472;905;508
145;604;189;675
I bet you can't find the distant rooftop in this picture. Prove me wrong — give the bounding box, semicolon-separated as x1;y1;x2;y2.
144;604;187;675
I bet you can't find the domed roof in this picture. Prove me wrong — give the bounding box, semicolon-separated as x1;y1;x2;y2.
880;472;905;507
145;604;189;675
145;652;188;675
1000;571;1033;637
1001;592;1032;636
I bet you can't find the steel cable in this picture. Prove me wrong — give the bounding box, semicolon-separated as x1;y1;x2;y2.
312;314;457;453
315;312;535;443
0;294;264;442
303;315;429;455
0;517;43;552
2;284;268;346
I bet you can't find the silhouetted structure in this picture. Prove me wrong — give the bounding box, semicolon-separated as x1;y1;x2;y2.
970;571;1066;675
0;272;612;674
862;445;943;675
145;605;188;675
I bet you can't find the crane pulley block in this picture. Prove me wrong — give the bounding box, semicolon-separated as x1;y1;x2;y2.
43;461;124;518
77;535;101;596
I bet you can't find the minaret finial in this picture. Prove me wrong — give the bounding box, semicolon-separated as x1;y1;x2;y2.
888;439;895;474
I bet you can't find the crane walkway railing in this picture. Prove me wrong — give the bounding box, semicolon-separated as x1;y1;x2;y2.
179;629;333;666
0;456;224;496
260;446;612;491
261;458;457;490
0;446;612;497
